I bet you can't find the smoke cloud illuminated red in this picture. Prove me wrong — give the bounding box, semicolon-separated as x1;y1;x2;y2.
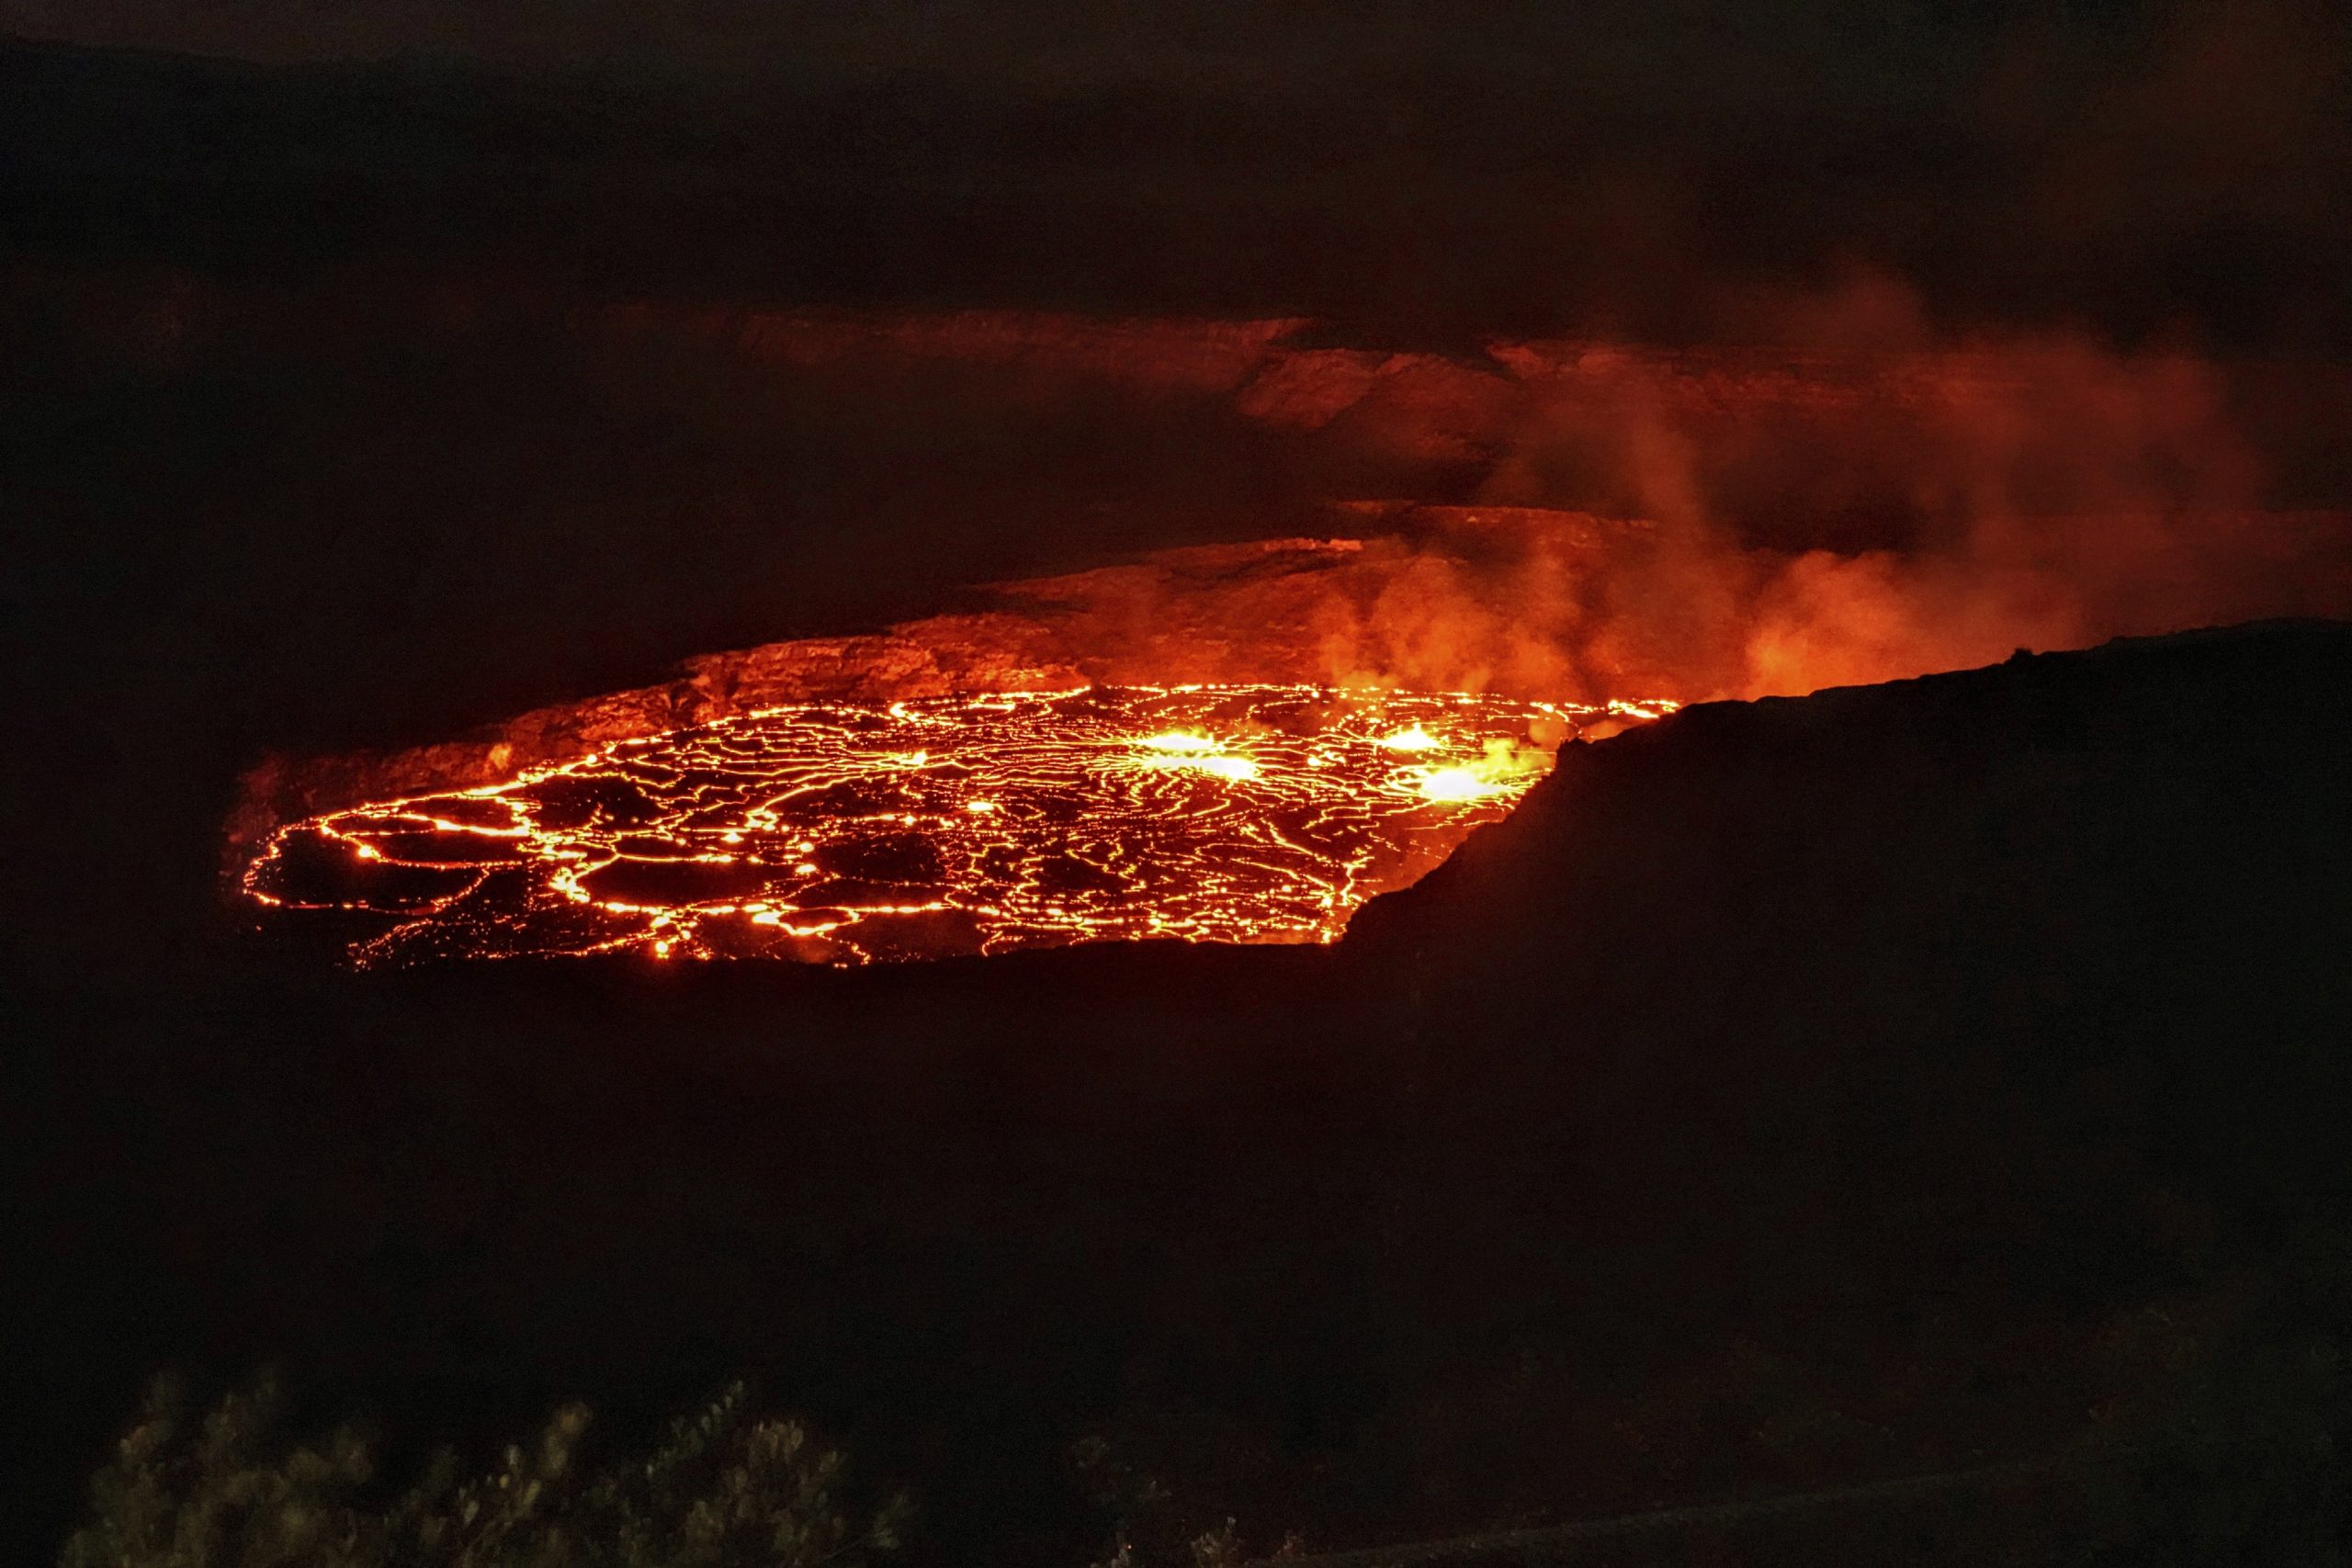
227;280;2352;964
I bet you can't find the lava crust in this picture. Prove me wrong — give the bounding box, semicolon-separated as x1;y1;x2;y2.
243;683;1670;964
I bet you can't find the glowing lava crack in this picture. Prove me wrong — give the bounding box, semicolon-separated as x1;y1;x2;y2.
242;684;1674;964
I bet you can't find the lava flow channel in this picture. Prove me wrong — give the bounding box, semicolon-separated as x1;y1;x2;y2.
242;684;1676;964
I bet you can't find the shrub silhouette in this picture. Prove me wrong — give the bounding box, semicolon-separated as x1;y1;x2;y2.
60;1376;910;1568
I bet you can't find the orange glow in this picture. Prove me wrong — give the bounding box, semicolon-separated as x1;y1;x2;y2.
241;683;1675;964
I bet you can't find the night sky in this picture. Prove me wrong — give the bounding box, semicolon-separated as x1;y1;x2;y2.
6;1;2349;349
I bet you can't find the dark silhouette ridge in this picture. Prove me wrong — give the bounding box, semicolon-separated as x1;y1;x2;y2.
1344;617;2352;1314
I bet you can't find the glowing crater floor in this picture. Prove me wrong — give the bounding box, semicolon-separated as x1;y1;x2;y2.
243;684;1671;964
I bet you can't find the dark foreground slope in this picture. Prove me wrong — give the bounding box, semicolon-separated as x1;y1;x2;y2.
1350;618;2352;1299
12;622;2352;1566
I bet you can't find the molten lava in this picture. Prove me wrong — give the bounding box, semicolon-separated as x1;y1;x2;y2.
242;684;1674;964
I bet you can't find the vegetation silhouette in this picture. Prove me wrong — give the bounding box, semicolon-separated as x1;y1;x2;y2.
62;1379;910;1568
